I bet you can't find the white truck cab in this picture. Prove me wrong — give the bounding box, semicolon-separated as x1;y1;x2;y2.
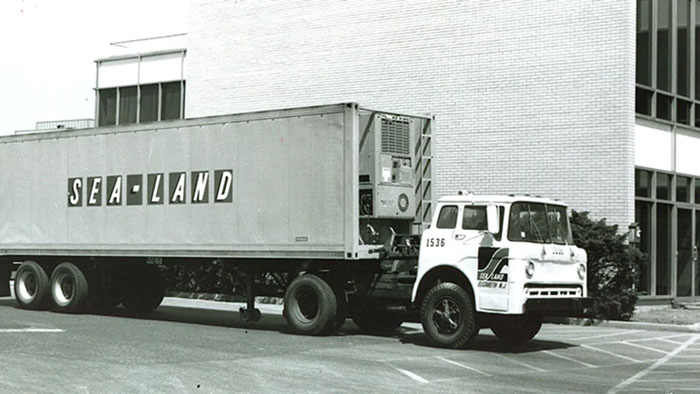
412;194;589;348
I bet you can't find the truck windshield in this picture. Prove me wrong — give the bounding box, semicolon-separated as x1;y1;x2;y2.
508;202;573;244
507;202;550;243
546;204;573;245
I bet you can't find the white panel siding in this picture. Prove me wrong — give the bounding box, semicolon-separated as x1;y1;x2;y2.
635;123;673;172
185;0;636;228
676;131;700;176
97;59;138;88
140;53;185;84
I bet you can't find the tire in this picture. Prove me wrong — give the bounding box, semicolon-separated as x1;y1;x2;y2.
14;261;50;310
320;278;348;335
420;282;476;349
122;265;165;313
50;262;89;313
352;305;404;332
283;274;337;336
491;314;543;347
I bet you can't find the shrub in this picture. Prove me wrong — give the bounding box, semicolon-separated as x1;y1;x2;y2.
570;211;645;320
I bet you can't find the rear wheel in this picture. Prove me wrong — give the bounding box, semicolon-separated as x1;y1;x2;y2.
491;314;543;347
14;261;50;310
50;262;89;313
352;304;404;332
283;274;337;335
122;265;165;313
420;282;476;349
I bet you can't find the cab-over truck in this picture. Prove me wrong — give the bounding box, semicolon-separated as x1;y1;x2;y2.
0;103;587;348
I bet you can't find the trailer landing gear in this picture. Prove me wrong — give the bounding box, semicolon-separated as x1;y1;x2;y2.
239;273;261;322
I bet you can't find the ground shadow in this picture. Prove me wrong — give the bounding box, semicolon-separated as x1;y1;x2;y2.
1;297;577;352
399;331;576;353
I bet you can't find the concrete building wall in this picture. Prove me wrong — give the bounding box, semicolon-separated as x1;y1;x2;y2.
186;0;636;228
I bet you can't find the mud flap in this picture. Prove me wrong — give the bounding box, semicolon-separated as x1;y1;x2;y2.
0;261;11;297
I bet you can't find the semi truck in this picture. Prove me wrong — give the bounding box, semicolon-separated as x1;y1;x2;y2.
0;103;588;348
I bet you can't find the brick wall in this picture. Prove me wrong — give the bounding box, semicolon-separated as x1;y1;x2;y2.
187;0;636;228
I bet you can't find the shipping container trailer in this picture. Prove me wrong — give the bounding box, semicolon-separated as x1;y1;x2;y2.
0;103;435;335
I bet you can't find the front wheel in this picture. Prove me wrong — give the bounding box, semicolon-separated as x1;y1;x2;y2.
491;314;543;347
420;282;476;349
283;274;337;336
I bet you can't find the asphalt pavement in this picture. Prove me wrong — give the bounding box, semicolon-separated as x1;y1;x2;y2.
1;296;699;393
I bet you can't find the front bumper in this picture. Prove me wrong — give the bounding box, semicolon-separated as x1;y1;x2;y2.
523;297;592;316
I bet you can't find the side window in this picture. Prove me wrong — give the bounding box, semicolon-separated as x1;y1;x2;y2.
436;205;459;229
462;206;487;230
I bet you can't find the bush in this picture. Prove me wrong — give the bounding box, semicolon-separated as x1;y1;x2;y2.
161;260;242;294
570;211;645;320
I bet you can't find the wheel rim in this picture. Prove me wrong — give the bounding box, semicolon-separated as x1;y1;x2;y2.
432;296;462;335
53;273;74;306
16;270;37;302
293;287;319;323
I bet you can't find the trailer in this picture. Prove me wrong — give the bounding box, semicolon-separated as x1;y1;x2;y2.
0;103;434;335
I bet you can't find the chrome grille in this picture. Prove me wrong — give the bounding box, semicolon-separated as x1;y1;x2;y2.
524;285;582;298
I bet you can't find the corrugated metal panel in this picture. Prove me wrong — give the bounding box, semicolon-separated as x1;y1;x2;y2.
0;105;351;259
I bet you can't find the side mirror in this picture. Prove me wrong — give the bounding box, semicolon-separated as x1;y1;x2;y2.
487;204;499;234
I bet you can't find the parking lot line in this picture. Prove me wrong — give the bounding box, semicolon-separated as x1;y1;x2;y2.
571;330;643;341
607;334;699;394
436;356;491;376
542;350;596;368
493;353;547;372
392;366;429;383
0;328;64;333
619;341;668;354
580;344;642;363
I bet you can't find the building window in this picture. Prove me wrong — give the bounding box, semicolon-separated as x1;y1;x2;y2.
658;0;672;92
161;81;182;121
656;172;672;199
635;169;652;197
677;176;691;202
98;88;117;127
140;84;159;123
638;0;652;86
635;169;700;299
636;0;700;130
97;81;184;126
119;86;137;125
678;0;691;97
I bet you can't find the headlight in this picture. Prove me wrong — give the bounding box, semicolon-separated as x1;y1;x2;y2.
525;261;535;279
577;264;586;280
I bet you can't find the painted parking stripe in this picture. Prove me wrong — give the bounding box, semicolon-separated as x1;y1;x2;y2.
493;353;546;372
620;341;669;354
0;328;64;333
572;330;643;341
542;350;596;368
393;367;429;383
581;344;642;363
436;356;492;376
607;334;700;394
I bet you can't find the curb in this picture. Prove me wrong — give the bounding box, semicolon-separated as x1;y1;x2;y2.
545;316;700;333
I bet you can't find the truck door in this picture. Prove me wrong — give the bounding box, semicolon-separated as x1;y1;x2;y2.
423;204;461;265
